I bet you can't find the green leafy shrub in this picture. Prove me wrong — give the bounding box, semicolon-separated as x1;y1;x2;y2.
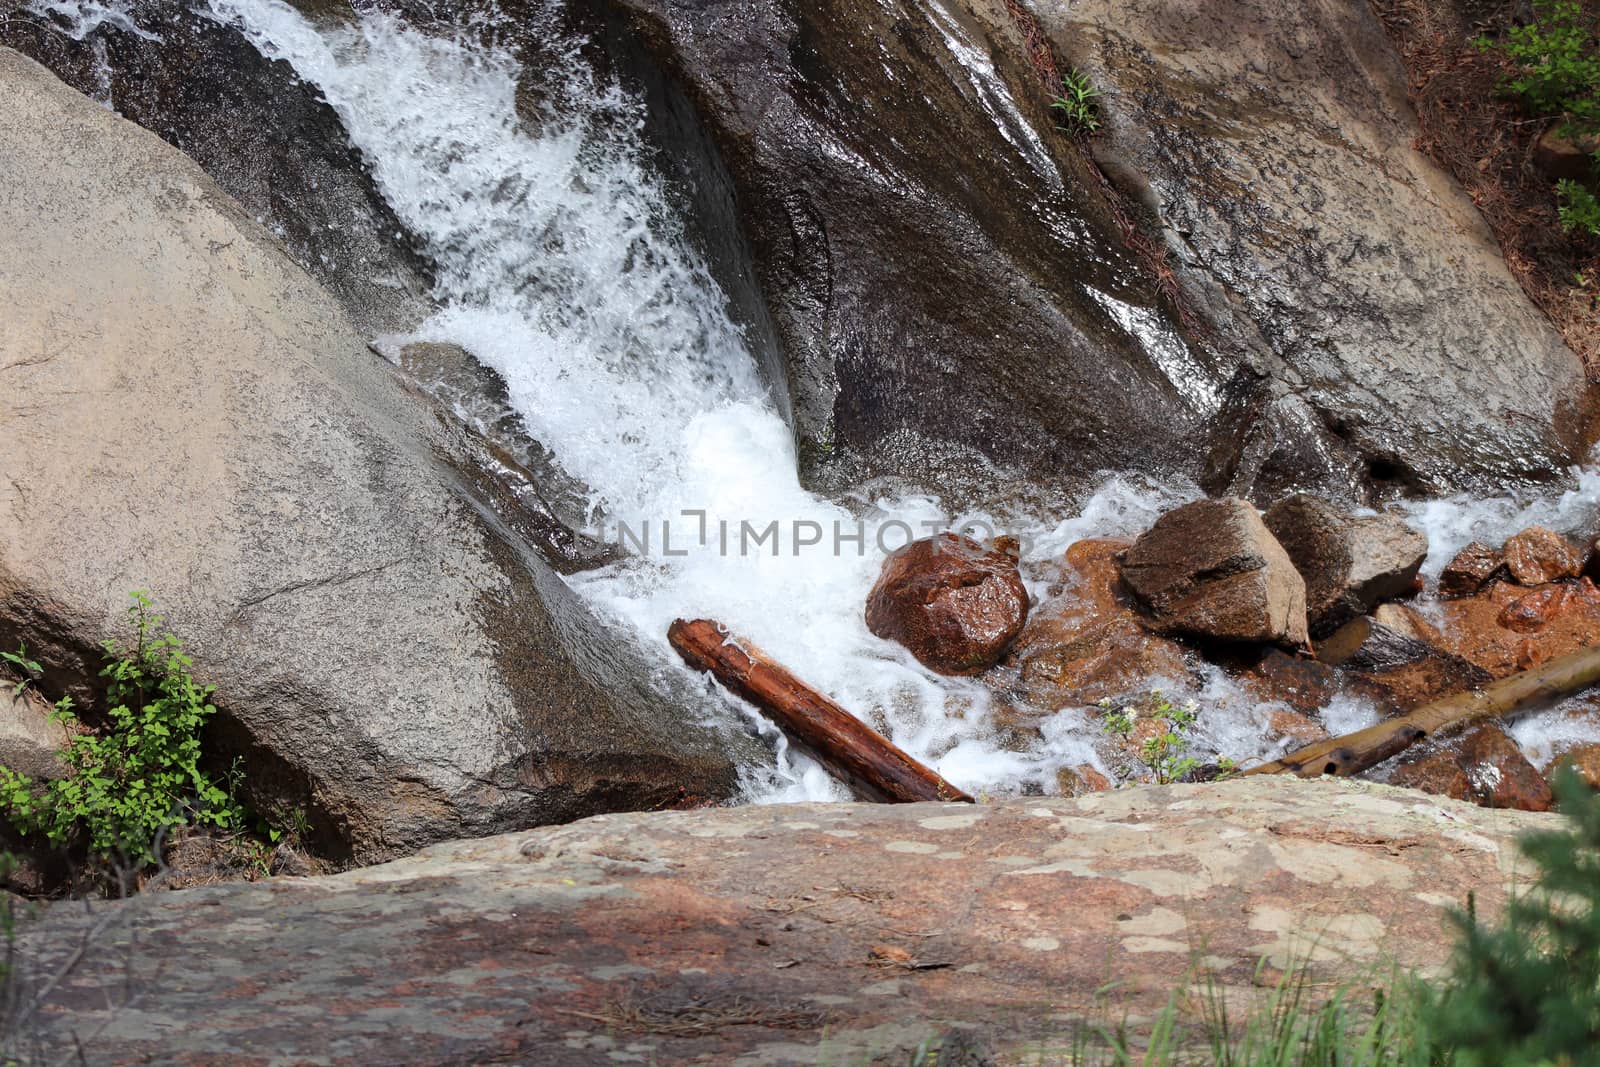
1478;0;1600;139
1425;766;1600;1064
1098;690;1202;785
0;593;244;865
1559;177;1600;236
1051;68;1103;135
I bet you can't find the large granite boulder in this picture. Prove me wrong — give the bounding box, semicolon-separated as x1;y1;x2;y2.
0;0;429;338
1028;0;1590;495
0;48;759;864
1263;494;1428;637
6;778;1554;1063
1119;498;1310;647
593;0;1590;500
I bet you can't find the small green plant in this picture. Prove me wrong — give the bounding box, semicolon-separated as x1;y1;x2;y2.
1051;68;1103;135
1559;176;1600;236
1478;0;1600;139
0;593;244;866
0;645;40;697
1097;691;1203;785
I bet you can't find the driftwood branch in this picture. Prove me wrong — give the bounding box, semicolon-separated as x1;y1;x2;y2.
668;618;974;804
1245;644;1600;779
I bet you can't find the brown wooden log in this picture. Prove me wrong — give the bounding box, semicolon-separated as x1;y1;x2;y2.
668;618;974;804
1244;643;1600;779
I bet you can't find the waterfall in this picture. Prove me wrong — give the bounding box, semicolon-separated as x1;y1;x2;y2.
42;0;1600;799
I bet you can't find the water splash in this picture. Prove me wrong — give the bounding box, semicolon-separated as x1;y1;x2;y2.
25;0;162;42
203;0;1600;802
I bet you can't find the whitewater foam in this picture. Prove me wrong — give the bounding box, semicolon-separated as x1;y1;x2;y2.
197;0;1600;801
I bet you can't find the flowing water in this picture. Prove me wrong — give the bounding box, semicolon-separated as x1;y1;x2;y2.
31;0;1600;799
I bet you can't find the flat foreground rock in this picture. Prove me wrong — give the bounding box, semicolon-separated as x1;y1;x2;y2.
14;778;1549;1064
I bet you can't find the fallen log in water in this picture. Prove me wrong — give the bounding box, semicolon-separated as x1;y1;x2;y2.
668;618;974;803
1244;643;1600;779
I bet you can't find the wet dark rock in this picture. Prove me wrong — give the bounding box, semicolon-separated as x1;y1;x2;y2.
1262;494;1427;637
1314;614;1490;713
1030;0;1591;496
866;535;1029;676
1438;541;1506;598
0;51;760;864
997;539;1194;712
590;0;1375;502
1459;724;1553;812
1118;499;1309;647
1390;723;1552;812
1503;526;1585;586
1234;648;1347;719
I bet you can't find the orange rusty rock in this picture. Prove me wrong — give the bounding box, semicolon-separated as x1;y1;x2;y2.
1503;526;1584;586
996;539;1194;712
1430;576;1600;679
1266;708;1329;747
1550;743;1600;789
1497;584;1572;633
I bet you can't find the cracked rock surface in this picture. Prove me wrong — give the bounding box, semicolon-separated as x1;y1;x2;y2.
12;777;1550;1064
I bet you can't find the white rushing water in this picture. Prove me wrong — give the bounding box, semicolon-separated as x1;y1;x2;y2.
51;0;1600;796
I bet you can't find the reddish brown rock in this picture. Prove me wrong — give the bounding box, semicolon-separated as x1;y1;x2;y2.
1550;743;1600;790
1262;494;1427;637
866;534;1029;675
1432;576;1600;678
1389;747;1473;802
1055;764;1113;795
997;539;1194;711
1119;498;1309;648
1266;708;1329;747
1390;725;1552;812
1460;724;1554;812
1438;541;1505;598
1497;584;1576;633
1503;526;1584;586
1235;648;1348;718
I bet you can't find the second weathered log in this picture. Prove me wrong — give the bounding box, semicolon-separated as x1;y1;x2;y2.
1244;643;1600;779
668;618;974;803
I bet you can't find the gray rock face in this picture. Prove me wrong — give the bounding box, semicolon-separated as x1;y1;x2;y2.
0;682;69;782
7;778;1553;1064
0;0;431;338
1264;494;1429;637
0;48;759;864
1031;0;1591;495
590;0;1330;500
1119;498;1309;647
597;0;1590;501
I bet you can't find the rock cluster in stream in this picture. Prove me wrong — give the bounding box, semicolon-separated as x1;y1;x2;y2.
868;496;1600;812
